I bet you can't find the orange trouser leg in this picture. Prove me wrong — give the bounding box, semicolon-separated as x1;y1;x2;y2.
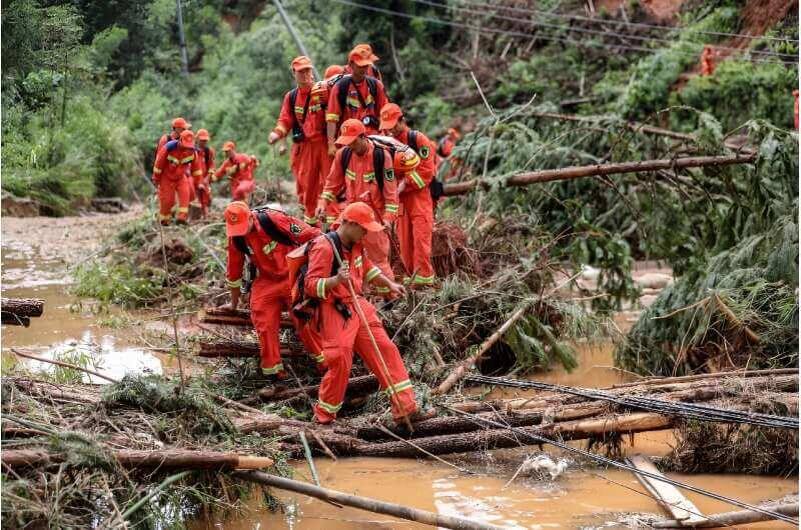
292;139;330;225
175;176;191;221
315;302;359;423
362;229;394;287
352;298;416;421
290;143;305;213
233;179;255;202
250;278;288;374
157;179;177;224
399;192;435;287
292;311;326;371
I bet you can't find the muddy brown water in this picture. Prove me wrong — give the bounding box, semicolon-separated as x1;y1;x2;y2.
2;212;796;529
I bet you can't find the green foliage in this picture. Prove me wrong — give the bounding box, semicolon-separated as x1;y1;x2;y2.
73;259;165;307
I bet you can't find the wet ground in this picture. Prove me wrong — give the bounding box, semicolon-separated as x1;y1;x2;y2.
1;211;796;529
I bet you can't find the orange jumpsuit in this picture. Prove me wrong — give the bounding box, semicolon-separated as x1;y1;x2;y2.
304;235;416;423
701;46;715;76
273;85;331;225
437;134;461;181
152;141;202;224
227;209;322;373
320;142;398;282
215;153;256;201
395;129;436;287
155;132;179;160
326;76;389;136
193;146;215;216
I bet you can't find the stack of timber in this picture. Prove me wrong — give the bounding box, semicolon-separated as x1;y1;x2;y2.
1;298;44;327
200;306;292;328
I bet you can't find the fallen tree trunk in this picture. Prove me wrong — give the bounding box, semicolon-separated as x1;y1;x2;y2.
1;448;274;471
200;307;292;328
1;298;45;318
197;340;302;358
441;154;756;197
234;470;502;530
2;314;30;327
258;374;378;402
652;502;799;528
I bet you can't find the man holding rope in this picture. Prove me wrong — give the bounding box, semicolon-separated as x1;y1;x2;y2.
303;201;417;424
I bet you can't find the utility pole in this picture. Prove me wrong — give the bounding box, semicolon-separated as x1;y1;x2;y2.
176;0;189;77
272;0;319;80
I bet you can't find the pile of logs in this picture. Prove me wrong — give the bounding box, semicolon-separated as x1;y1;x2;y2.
1;298;44;327
200;306;292;328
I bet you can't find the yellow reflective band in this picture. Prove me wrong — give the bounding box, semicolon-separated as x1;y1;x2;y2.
262;241;277;255
354;256;363;268
309;104;322;112
373;286;390;293
413;274;435;285
158;214;172;221
316;399;342;414
411;171;425;189
294;106;304;114
227;278;243;288
316;278;327;299
153;168;162;174
177;207;189;213
167;155;179;164
364;94;375;105
190;200;201;208
314;353;325;363
180;155;194;164
385;379;413;395
326;113;339;122
403;153;420;168
304;215;318;224
345;169;356;181
192;170;202;176
385;204;399;213
366;267;381;282
261;363;284;375
326;215;337;223
363;171;374;182
346;96;361;108
320;191;336;202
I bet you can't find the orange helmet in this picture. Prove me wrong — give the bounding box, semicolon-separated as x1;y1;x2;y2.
379;103;403;131
196;128;210;141
324;64;345;79
291;55;314;72
348;45;379;67
340;202;382;232
224;201;251;237
179;130;195;149
222;141;236;152
335;119;366;146
172;117;191;129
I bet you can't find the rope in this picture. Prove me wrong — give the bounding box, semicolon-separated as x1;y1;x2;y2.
465;373;798;429
442;405;799;524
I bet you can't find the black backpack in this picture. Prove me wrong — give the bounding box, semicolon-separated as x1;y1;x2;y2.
288;87;311;143
292;231;351;321
340;140;388;192
401;130;444;201
231;208;296;255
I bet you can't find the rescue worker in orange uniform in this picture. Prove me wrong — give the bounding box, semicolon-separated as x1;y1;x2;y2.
700;46;716;76
213;141;256;202
316;119;399;284
342;43;383;82
303;201;416;424
326;45;390;157
794;90;799;130
156;117;190;159
193;128;215;218
223;201;322;376
437;127;461;181
380;103;437;288
268;56;331;226
152;130;202;225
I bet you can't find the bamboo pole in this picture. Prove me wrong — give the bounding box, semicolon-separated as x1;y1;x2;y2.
233;470;503;530
11;348;119;383
652;502;798;528
434;300;532;395
441;154;756;197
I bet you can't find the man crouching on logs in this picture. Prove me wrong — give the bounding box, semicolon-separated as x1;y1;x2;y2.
222;201;324;378
297;202;419;425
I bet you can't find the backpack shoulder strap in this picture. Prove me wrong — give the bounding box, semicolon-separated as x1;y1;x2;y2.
323;231;343;276
336;75;352;111
366;77;377;101
407;130;418;153
372;144;385;192
340;147;353;176
255;209;295;247
232;236;250;256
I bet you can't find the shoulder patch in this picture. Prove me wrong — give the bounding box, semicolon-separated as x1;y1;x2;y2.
419;145;430;159
289;223;302;235
385;168;395;182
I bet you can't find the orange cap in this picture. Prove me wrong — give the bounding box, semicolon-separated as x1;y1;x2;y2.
197;128;210;141
335;119;366;146
291;55;314;72
448;128;461;139
224;201;251;237
324;64;345;79
179;130;195;149
223;141;236;152
348;45;379;67
341;202;383;232
172;117;191;129
379;103;403;131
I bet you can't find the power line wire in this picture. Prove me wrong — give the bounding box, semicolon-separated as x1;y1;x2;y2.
450;0;800;43
331;0;796;65
409;0;797;59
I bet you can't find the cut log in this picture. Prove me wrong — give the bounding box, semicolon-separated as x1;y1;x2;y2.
441;154;756;197
1;298;45;317
234;470;503;530
2;314;30;327
197;340;303;358
258;374;378;402
200;306;293;328
1;448;274;471
627;454;707;525
652;501;799;528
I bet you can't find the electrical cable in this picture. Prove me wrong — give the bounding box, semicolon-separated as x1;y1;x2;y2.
447;0;800;43
442;404;799;524
465;373;799;429
410;0;798;59
330;0;797;65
